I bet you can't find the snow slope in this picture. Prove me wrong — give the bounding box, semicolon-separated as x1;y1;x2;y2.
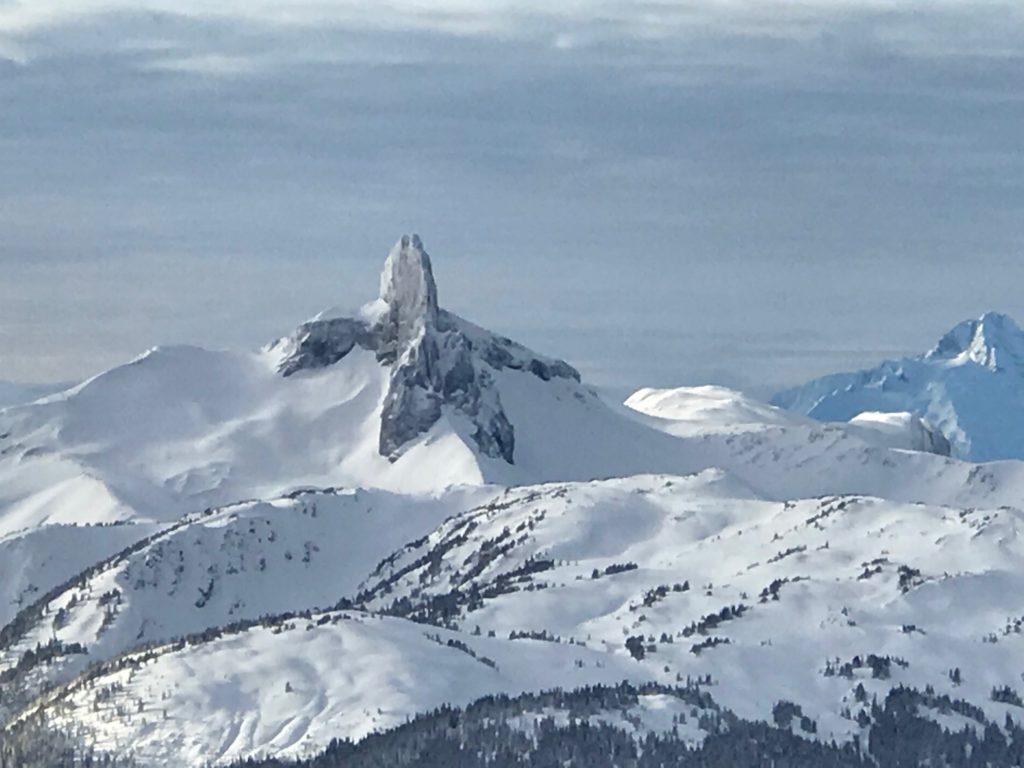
0;344;456;533
772;311;1024;461
625;385;808;435
0;486;495;699
0;522;164;628
845;411;951;455
0;237;682;534
22;470;1024;764
620;384;1024;506
29;611;648;766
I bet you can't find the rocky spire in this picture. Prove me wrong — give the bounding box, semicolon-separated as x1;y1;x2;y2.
276;233;578;464
378;235;439;346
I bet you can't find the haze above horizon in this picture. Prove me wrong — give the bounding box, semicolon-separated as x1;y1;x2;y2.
2;0;1023;397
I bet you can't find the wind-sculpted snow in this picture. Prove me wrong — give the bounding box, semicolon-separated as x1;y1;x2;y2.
773;311;1024;461
625;385;806;434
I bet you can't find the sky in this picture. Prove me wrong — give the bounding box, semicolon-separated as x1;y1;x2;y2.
2;0;1024;398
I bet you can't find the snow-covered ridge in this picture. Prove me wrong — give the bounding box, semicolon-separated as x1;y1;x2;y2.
27;609;648;766
2;238;1005;545
0;521;165;629
0;234;605;537
772;311;1024;461
625;385;811;435
625;386;950;456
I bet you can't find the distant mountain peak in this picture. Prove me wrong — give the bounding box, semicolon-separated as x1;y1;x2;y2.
772;310;1024;460
925;311;1024;371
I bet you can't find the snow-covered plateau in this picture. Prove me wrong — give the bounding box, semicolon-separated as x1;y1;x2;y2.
5;236;1024;765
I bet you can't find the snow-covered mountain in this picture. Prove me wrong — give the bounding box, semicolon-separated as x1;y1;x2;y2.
0;236;979;542
0;237;643;537
772;312;1024;461
7;237;1024;766
844;411;951;456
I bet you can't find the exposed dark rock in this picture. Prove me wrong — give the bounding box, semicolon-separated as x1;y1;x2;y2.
277;318;378;377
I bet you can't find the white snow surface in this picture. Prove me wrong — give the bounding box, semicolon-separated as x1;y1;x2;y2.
0;344;481;534
32;611;646;766
7;239;1024;765
627;386;949;454
0;304;1019;541
625;385;806;435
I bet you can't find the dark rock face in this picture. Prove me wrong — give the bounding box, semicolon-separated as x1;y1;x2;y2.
471;330;580;382
275;235;577;464
277;318;378;378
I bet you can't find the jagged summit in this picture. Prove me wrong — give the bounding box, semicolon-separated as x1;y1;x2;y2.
772;311;1024;460
378;234;439;338
925;311;1024;371
274;236;579;464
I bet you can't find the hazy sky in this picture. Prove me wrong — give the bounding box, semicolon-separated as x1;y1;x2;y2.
2;1;1024;397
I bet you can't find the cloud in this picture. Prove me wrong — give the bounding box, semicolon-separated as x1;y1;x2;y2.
3;1;1024;64
1;1;1024;391
141;53;259;76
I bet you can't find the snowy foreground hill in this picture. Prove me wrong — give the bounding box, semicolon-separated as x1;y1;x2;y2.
6;237;1024;765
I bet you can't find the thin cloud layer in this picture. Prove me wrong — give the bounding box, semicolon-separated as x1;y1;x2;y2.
3;1;1024;61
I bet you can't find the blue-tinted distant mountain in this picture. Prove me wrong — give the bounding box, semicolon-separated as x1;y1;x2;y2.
772;312;1024;461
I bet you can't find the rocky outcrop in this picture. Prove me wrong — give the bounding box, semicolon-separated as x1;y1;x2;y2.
274;235;578;464
277;318;378;377
847;411;952;457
